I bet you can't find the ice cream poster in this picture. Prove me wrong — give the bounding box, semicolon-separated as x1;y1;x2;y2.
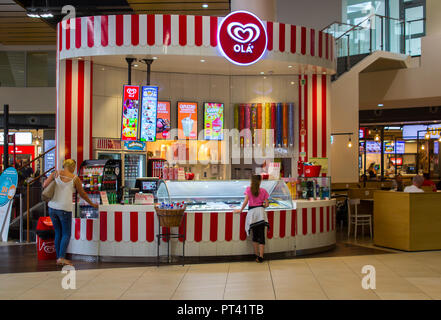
139;86;158;142
156;101;171;140
204;103;224;140
178;102;198;140
121;85;140;141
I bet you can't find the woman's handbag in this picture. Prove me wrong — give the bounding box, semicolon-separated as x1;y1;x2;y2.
41;179;56;202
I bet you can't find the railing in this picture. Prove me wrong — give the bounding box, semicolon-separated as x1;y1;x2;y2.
15;146;55;242
322;14;411;60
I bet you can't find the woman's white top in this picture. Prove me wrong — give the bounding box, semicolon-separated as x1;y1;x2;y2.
48;173;76;212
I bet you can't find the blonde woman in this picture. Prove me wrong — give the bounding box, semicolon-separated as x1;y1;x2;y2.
43;159;98;266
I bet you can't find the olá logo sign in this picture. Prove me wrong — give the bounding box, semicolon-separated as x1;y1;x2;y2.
218;11;267;66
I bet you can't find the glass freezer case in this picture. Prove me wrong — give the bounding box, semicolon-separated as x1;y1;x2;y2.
157;180;293;211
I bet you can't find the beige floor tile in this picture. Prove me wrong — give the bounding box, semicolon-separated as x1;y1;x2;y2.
119;291;174;300
405;277;441;299
275;287;328;300
172;288;225;300
376;292;431;300
223;289;275;300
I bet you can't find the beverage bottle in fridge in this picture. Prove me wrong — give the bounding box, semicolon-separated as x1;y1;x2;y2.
174;166;179;180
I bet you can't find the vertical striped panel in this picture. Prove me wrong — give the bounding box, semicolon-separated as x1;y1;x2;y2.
86;219;93;241
194;15;203;46
202;213;211;242
210;16;218;47
210;213;218;242
279;210;286;238
217;212;226;242
273;210;280;238
138;14;147;46
92;219;99;241
279;23;285;52
186;212;195;242
171;14;179;46
179;15;187;46
123;14;131;47
131;14;139;46
187;15;195;46
311;207;317;234
320;207;324;233
266;21;273;51
302;208;308;235
154;14;163;46
74;218;81;240
202;16;210;46
232;213;240;241
225;212;233;241
130;212;138;242
146;212;155;242
239;212;247;241
194;212;203;242
80;219;87;240
107;211;115;242
114;211;123;242
267;211;274;239
100;211;107;241
147;14;155;45
179;212;187;242
326;206;330;232
138;211;146;243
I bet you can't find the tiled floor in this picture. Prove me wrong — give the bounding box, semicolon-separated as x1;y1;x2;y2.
1;250;441;300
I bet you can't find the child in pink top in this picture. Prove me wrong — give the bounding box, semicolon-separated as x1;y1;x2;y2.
235;175;269;262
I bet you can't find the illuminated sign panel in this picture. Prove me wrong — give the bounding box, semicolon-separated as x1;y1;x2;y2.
217;11;268;66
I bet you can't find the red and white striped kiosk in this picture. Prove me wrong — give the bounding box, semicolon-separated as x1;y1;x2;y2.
55;10;337;261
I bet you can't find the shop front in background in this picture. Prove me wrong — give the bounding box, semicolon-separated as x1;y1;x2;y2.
359;124;441;180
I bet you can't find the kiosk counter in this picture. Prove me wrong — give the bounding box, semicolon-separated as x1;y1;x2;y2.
67;180;336;261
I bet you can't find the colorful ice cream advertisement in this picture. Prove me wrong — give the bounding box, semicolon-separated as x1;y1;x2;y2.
139;86;158;142
156;101;171;139
204;102;224;140
177;102;198;140
121;85;140;141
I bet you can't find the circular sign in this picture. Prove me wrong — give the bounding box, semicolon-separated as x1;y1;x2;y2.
0;167;18;207
218;11;268;66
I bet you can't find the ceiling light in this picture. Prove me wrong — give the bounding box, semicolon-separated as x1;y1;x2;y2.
152;57;158;60
288;65;292;68
40;13;53;18
374;134;380;141
323;72;327;75
421;144;425;150
200;59;205;62
347;137;352;148
425;131;431;140
202;4;208;8
290;81;295;85
26;12;40;18
378;103;384;107
260;72;264;75
438;136;441;142
134;64;138;67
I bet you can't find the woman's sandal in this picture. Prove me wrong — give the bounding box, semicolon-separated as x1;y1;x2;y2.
257;256;264;263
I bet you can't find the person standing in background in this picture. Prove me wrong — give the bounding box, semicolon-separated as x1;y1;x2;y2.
234;175;270;263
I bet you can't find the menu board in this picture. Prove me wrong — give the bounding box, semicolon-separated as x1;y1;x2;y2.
177;102;198;140
204;102;224;140
156;101;171;139
366;141;381;153
121;85;140;141
384;141;405;154
139;86;158;142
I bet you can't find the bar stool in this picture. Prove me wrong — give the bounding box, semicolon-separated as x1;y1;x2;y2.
347;198;372;240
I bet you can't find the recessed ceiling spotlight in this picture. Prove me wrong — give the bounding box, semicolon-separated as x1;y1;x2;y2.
202;4;208;8
288;65;293;68
134;64;138;67
290;81;295;85
152;56;158;60
378;103;384;107
323;72;327;75
260;72;265;75
200;59;205;62
263;76;267;79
